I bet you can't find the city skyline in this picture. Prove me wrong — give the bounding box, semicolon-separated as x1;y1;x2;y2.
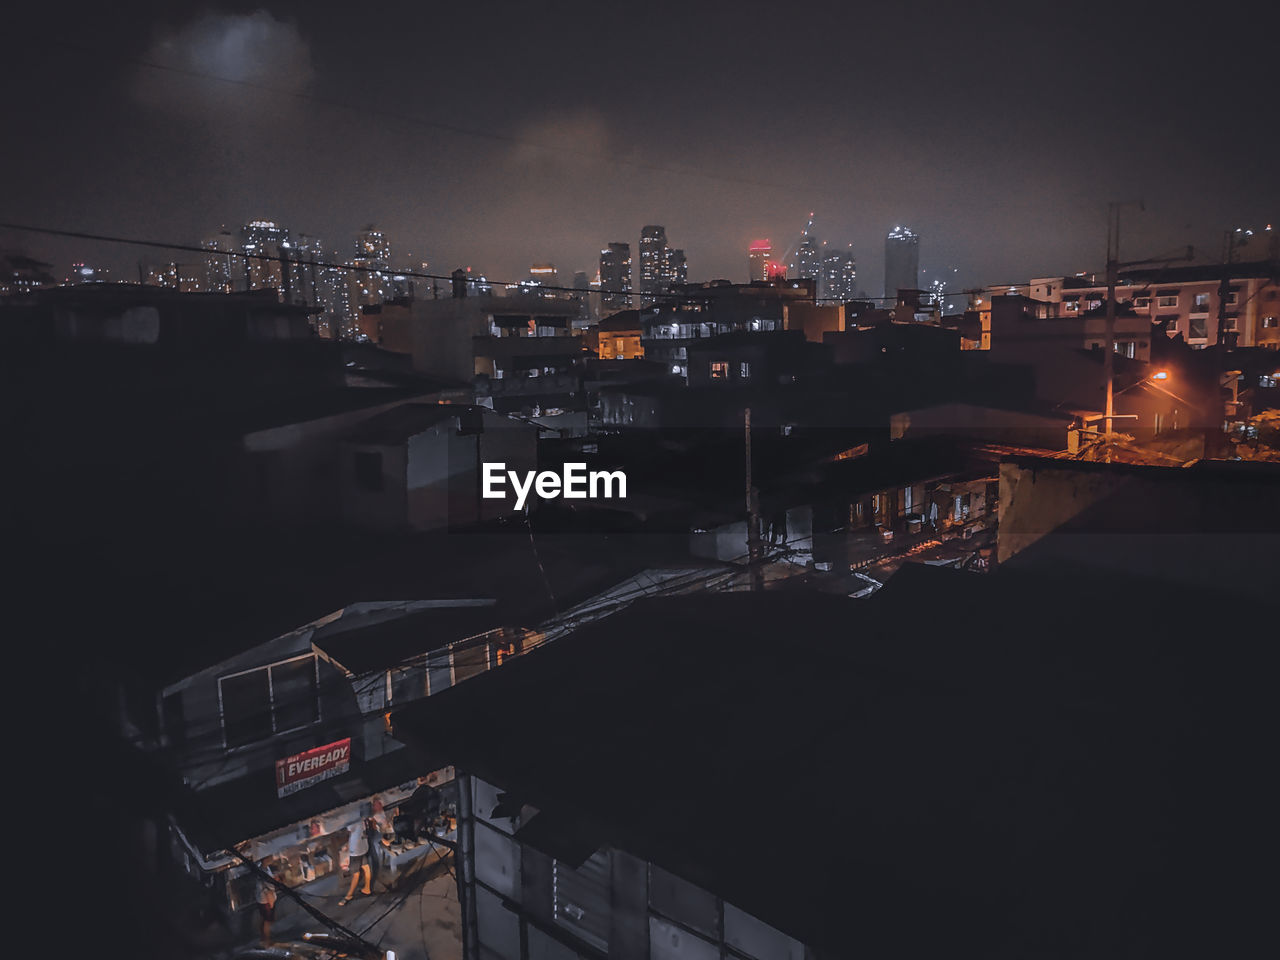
4;2;1275;300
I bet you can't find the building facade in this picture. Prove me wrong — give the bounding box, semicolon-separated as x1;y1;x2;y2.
884;225;919;300
599;242;633;312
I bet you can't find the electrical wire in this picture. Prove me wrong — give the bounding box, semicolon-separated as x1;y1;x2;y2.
1;219;888;306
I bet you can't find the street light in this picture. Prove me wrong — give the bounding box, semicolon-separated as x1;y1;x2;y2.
1152;370;1168;380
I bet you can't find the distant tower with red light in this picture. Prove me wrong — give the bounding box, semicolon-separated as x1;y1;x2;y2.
749;239;772;282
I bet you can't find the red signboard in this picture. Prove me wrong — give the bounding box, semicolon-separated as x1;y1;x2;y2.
276;738;352;797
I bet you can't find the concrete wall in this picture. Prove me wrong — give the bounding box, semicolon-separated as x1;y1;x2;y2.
464;774;815;960
242;396;435;526
340;441;409;531
997;459;1280;599
890;403;1071;450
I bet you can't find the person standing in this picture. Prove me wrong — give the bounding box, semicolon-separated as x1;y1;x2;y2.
339;819;372;906
256;862;278;945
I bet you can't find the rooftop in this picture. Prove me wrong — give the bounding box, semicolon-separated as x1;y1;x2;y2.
392;563;1256;956
312;599;509;674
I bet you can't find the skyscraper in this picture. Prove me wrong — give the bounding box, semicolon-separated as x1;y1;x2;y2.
789;215;821;285
599;242;632;311
240;220;289;296
748;240;772;282
639;225;668;305
202;231;237;293
351;226;392;310
667;248;687;286
529;263;558;287
884;226;919;300
319;261;355;338
821;247;857;302
289;233;323;306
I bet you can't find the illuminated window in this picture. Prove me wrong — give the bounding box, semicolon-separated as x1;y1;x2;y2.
739;361;751;379
1192;293;1211;312
710;361;729;379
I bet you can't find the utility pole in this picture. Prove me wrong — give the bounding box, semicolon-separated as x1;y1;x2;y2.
1102;202;1193;445
1216;228;1250;348
745;407;763;592
1103;204;1120;441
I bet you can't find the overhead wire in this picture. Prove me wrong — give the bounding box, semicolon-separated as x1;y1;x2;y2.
1;219;901;305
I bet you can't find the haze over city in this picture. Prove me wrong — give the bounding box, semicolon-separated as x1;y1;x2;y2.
5;1;1276;288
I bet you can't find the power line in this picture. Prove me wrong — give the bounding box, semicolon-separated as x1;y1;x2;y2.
2;220;883;305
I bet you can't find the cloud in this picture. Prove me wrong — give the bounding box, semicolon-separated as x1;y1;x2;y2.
503;111;614;181
132;10;314;116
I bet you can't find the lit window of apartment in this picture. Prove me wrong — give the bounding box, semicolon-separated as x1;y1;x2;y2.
1192;293;1211;313
1261;316;1278;329
739;361;752;379
710;361;729;379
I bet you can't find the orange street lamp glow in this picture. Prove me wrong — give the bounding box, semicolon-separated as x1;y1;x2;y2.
1152;370;1169;380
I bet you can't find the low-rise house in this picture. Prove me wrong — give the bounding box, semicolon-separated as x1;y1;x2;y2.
390;569;1238;958
585;310;644;360
143;599;535;933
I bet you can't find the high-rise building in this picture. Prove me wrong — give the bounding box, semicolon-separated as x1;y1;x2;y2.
884;225;919;300
789;215;822;285
354;227;391;263
529;263;558;287
668;248;687;286
349;226;393;312
289;233;324;306
600;242;632;311
748;240;772;282
319;261;355;338
639;225;668;304
240;220;290;296
821;247;857;302
203;232;237;293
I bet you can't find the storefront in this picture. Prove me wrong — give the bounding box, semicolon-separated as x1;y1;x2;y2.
168;757;458;918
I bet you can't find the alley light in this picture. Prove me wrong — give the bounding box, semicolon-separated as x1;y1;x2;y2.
1152;370;1169;380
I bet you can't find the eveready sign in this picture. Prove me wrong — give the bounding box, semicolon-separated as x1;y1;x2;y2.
275;738;352;797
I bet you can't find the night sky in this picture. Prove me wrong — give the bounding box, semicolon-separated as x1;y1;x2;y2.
5;1;1278;292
